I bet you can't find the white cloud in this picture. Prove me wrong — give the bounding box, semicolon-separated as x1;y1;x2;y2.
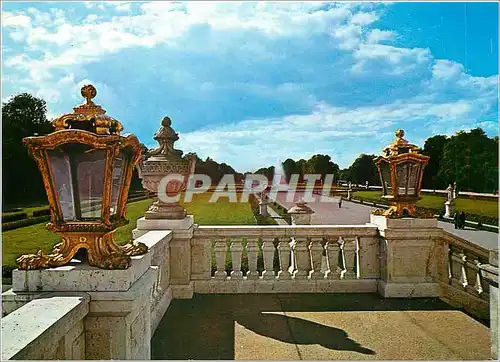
366;29;395;43
178;95;485;171
350;11;378;26
2;2;497;171
352;43;431;75
432;59;464;80
2;12;31;27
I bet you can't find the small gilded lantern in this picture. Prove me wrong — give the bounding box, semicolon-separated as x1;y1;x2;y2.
17;85;148;270
374;129;429;218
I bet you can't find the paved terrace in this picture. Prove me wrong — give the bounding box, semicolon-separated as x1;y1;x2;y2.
273;191;498;251
152;293;490;360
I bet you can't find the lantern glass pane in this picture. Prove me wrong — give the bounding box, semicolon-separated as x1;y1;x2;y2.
396;163;408;195
407;163;419;195
380;161;391;195
47;150;76;221
75;150;106;219
110;153;127;216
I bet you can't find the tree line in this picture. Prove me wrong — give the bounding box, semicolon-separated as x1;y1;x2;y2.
253;129;498;193
2;93;498;207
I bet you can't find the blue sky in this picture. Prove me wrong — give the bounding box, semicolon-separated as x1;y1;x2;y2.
2;1;498;172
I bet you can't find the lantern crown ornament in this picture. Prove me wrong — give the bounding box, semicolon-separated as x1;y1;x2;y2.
17;84;148;271
373;129;431;218
52;84;124;135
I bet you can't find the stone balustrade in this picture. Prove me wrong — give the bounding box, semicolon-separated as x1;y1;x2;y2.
439;230;491;319
190;225;380;293
2;216;498;360
1;294;89;360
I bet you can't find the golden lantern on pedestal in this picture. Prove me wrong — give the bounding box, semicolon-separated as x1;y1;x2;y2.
373;129;430;218
17;84;147;270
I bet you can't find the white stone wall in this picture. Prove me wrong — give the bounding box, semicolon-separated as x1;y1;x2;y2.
1;294;89;360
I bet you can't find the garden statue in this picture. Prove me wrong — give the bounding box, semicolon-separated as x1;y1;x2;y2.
444;183;455;217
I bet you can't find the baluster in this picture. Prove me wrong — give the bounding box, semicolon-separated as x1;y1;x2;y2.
293;237;310;280
309;237;324;279
261;237;276;279
246;238;260;280
465;257;483;295
288;238;297;274
342;237;358;279
230;240;244;279
277;237;292;279
446;244;452;282
326;237;342;279
450;248;467;288
474;260;484;294
214;238;228;280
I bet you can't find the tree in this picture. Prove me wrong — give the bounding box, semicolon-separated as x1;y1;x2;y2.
343;154;379;185
2;93;52;205
438;128;498;192
282;158;298;182
304;154;340;181
421;135;448;190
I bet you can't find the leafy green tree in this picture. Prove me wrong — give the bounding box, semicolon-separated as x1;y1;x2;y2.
304;154;340;181
438;128;498;192
421;135;449;190
343;154;379;185
282;158;298;182
2;93;52;205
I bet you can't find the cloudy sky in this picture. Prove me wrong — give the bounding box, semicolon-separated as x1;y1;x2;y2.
2;1;498;172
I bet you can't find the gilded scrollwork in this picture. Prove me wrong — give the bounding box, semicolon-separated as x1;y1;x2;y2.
17;84;148;271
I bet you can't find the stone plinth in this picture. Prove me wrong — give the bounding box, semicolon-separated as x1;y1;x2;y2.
370;214;441;298
133;215;195;299
6;246;158;360
12;253;151;292
444;200;454;218
259;201;269;217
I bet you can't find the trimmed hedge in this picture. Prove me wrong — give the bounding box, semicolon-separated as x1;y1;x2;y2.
2;215;50;231
2;212;28;223
32;208;50;217
270;201;292;224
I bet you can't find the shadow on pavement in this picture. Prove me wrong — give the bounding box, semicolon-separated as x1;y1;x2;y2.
151;293;460;360
235;311;375;355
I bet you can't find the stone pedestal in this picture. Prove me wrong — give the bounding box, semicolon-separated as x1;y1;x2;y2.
259;201;269;217
370;214;441;298
479;250;498;360
444;200;454;218
347;189;352;200
287;202;316;274
8;252;158;360
133;215;195;299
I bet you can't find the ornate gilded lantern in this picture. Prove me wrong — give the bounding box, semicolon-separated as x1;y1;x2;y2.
373;129;429;217
17;85;147;270
141;116;196;219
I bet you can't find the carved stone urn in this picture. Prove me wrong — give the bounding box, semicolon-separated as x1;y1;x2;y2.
141;116;196;219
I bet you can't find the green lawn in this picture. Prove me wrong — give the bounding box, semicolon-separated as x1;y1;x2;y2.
353;191;498;218
2;193;255;272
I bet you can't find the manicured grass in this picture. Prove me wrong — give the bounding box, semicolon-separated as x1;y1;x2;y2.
353;191;498;218
181;192;256;225
2;193;255;272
